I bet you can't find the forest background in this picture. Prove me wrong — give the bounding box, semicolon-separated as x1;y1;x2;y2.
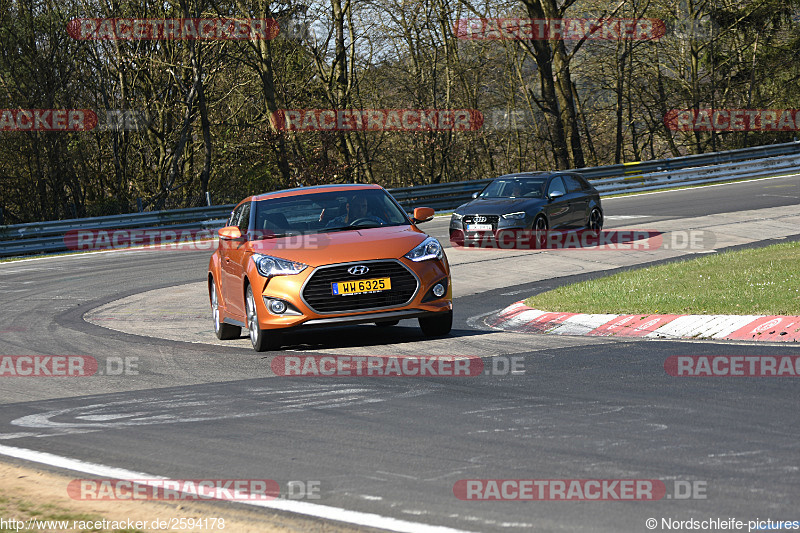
1;0;798;223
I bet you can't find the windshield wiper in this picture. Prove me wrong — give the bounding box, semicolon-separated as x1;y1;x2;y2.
253;232;295;240
317;226;352;233
349;221;382;228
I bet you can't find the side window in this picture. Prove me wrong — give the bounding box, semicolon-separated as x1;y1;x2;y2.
228;205;242;227
574;174;592;190
237;202;251;234
547;176;565;197
563;175;583;193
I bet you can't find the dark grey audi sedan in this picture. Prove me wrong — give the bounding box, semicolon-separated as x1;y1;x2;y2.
449;172;603;244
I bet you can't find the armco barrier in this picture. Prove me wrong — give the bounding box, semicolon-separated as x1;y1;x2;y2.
592;152;800;194
2;141;800;257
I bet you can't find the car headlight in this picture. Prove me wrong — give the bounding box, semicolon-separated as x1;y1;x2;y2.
450;212;463;228
404;237;443;262
502;211;527;220
252;253;307;278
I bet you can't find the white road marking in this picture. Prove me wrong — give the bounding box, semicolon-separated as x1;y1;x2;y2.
0;432;41;440
499;289;532;296
0;444;476;533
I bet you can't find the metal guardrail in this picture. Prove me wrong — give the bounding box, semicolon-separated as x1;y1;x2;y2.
2;141;799;257
592;152;800;195
0;220;225;257
575;140;800;179
0;205;232;241
383;140;800;209
389;178;496;211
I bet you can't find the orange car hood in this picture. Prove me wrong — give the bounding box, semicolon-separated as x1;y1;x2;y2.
248;225;429;267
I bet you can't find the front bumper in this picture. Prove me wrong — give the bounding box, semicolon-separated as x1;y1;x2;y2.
450;215;531;243
249;257;452;330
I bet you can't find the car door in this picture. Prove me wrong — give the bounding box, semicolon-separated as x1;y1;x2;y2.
221;201;250;320
544;176;571;229
563;174;589;227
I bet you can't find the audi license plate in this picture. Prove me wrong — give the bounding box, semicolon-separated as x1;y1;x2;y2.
332;277;391;295
466;224;493;231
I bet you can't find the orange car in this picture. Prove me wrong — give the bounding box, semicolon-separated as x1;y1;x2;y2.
208;184;452;351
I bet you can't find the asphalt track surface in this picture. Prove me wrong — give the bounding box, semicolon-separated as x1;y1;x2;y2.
1;176;799;532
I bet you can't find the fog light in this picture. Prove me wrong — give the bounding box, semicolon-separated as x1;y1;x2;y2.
269;299;288;314
432;283;446;298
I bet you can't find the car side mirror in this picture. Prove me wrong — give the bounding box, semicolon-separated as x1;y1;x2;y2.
548;190;565;201
218;225;244;240
472;192;479;199
411;207;435;224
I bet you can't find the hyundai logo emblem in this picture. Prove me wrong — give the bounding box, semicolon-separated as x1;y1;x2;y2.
348;265;370;276
474;215;487;223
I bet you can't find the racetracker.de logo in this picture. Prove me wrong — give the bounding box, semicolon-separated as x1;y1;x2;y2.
64;228;330;252
68;479;280;501
67;18;279;40
0;356;97;377
65;228;217;251
453;18;665;41
665;355;800;377
271;355;489;377
664;109;800;131
451;229;658;250
271;109;483;132
0;109;97;131
451;229;716;251
453;479;667;500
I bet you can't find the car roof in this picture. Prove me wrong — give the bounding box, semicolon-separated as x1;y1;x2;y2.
248;183;383;203
493;172;557;180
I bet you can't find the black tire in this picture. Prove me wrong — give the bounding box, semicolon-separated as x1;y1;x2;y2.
587;207;603;235
532;215;548;249
374;320;400;327
245;285;281;351
211;281;241;340
419;310;452;337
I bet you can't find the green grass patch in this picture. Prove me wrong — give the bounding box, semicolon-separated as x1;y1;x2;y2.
0;490;144;532
524;241;800;315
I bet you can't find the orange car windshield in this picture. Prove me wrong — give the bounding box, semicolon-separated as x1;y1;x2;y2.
251;189;410;238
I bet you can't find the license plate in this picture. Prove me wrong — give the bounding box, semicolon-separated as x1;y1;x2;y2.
332;277;391;295
466;224;493;231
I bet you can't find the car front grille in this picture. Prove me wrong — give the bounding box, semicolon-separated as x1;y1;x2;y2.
301;260;419;314
463;215;499;230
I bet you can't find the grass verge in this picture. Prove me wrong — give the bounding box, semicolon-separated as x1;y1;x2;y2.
0;461;359;533
0;492;143;532
524;241;800;316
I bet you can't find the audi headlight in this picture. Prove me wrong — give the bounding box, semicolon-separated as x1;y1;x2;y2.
405;237;443;262
450;212;463;228
502;211;527;220
252;253;307;278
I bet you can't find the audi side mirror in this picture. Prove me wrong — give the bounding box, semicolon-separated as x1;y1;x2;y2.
548;190;565;201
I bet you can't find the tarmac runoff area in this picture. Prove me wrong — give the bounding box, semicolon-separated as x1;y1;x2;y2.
85;203;800;346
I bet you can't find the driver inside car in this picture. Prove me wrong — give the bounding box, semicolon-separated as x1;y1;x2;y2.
325;194;386;227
